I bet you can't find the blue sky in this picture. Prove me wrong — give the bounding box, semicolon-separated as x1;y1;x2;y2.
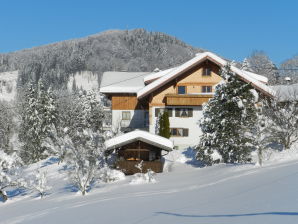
1;0;297;64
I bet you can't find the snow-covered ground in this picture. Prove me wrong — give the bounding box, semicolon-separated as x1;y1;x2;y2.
0;71;18;101
1;148;298;224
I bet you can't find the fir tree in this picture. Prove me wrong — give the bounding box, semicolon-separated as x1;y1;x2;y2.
19;81;58;164
241;58;252;71
158;111;170;139
197;65;258;164
19;83;43;163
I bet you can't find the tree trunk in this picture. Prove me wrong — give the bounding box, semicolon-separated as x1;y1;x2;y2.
258;147;263;167
0;190;8;202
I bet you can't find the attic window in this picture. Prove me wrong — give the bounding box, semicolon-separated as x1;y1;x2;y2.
203;68;212;76
178;86;186;94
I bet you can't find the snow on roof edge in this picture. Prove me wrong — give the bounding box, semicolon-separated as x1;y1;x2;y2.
144;67;178;83
105;130;173;151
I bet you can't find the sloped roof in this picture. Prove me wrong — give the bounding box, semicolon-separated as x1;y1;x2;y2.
242;70;268;83
271;84;298;101
143;67;178;84
105;130;173;151
100;71;149;93
137;52;274;98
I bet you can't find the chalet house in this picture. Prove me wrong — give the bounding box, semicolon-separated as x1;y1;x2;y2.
100;52;274;149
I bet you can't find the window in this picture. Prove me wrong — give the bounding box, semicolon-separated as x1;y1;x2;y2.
175;108;193;117
203;68;212;76
155;108;173;117
122;111;131;120
178;86;186;94
202;86;212;93
144;111;149;127
170;128;189;137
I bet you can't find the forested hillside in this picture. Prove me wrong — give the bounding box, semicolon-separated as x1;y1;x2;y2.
0;29;201;90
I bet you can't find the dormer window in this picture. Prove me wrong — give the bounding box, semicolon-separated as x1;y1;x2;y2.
178;86;186;94
203;68;212;76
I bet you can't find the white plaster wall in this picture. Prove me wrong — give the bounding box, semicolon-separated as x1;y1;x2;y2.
112;110;147;132
149;106;203;149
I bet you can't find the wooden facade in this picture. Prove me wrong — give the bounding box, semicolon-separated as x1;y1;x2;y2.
148;60;222;107
111;94;148;110
115;140;164;175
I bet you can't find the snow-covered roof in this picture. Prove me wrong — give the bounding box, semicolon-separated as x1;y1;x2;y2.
105;130;173;151
271;84;298;101
242;70;268;83
100;71;149;93
143;67;178;84
137;52;274;98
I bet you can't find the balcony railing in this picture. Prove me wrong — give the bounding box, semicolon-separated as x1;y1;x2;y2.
165;93;214;106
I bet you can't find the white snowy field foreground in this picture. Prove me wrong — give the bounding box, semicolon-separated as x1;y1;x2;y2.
1;149;298;224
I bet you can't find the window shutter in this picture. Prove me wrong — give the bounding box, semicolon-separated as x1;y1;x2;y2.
183;129;189;137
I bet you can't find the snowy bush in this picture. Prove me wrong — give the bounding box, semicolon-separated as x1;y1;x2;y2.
28;169;51;198
0;151;22;202
98;166;125;183
130;169;156;185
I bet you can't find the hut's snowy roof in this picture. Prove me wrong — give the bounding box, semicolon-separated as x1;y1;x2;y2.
105;130;173;151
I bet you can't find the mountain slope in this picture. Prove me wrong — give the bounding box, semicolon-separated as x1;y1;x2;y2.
0;29;202;89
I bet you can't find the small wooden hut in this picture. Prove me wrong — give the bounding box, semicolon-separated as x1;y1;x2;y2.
105;130;173;175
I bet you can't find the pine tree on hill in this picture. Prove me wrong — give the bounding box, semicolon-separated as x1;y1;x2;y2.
197;65;258;165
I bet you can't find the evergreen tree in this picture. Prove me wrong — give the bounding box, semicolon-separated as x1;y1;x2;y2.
158;111;170;139
241;58;252;71
197;65;258;165
19;84;42;163
19;82;58;164
0;101;14;153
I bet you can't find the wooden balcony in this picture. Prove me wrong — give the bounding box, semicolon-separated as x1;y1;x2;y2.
165;94;214;106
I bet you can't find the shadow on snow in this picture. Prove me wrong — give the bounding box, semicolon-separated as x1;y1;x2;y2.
156;211;298;218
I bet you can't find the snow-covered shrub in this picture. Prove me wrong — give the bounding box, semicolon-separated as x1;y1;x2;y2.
0;151;22;202
28;169;51;198
98;166;125;183
130;169;156;185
